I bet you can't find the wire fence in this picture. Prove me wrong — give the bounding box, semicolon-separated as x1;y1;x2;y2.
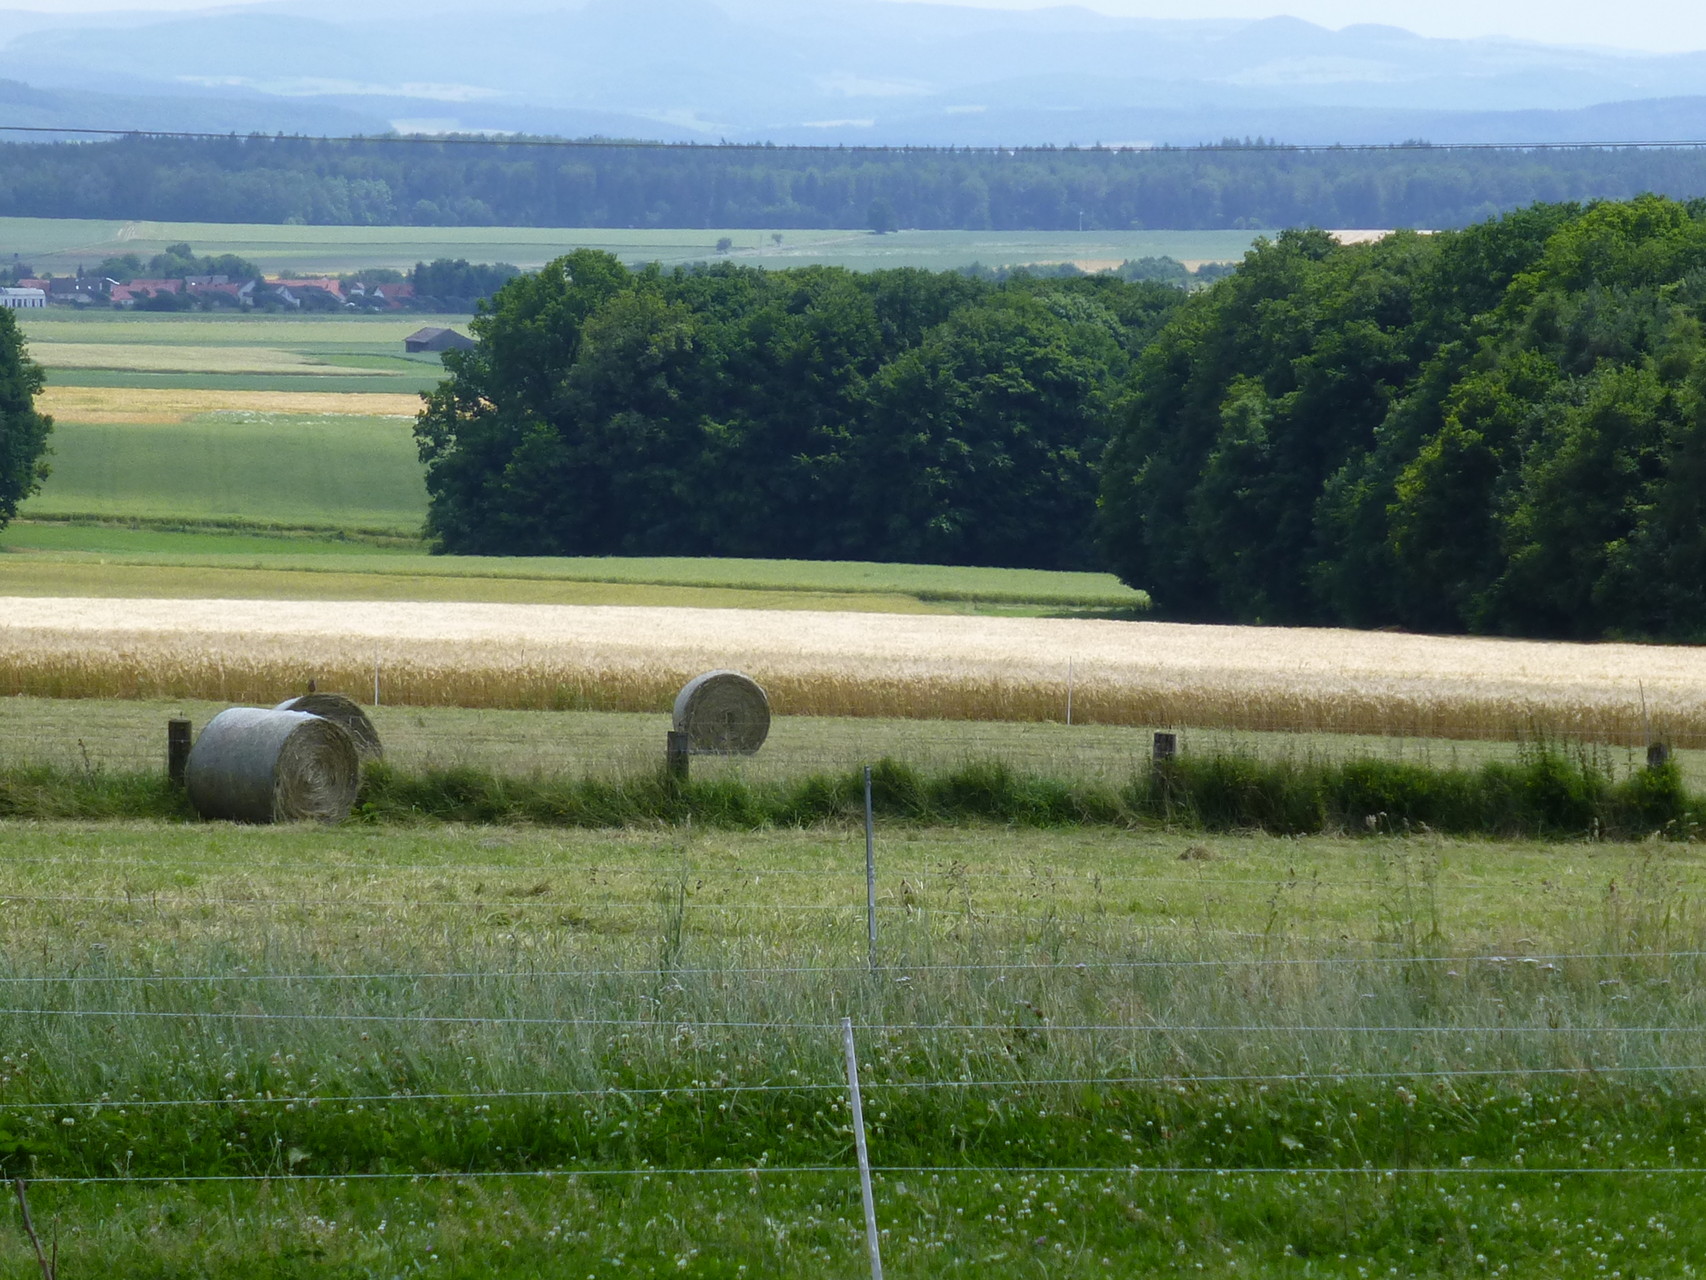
7;944;1703;1271
4;721;1704;1271
2;947;1695;985
2;698;1696;784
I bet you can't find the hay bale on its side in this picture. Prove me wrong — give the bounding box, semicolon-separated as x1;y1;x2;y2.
186;707;361;824
275;692;383;762
673;670;771;755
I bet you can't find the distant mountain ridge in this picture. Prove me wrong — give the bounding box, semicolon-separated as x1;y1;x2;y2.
4;0;1706;145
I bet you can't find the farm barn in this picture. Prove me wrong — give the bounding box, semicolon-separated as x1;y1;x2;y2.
404;326;475;353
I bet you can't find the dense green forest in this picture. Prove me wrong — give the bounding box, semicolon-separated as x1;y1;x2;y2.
422;196;1706;641
8;135;1706;230
416;255;1181;569
1100;194;1706;641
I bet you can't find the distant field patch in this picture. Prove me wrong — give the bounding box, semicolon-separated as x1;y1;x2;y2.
38;386;425;423
18;413;427;533
0;216;1261;276
29;342;387;376
14;312;472;347
14;312;462;394
0;526;1142;614
43;370;444;394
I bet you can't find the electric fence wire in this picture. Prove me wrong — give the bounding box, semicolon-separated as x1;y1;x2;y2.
0;947;1693;985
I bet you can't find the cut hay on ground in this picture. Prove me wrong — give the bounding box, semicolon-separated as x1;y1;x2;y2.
37;387;423;424
3;597;1705;745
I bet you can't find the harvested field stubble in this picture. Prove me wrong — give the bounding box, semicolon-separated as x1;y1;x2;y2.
4;597;1705;744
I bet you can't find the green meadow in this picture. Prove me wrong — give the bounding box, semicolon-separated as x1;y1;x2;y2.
0;814;1701;1278
0;521;1148;614
18;414;428;534
0;215;1259;276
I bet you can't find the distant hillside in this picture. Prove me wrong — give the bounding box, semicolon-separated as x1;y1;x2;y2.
0;77;386;139
6;0;1706;146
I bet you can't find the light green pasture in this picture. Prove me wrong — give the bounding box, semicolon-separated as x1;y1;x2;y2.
17;413;428;533
0;523;1148;612
2;215;1260;275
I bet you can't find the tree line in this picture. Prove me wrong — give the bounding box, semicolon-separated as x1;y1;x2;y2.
424;196;1706;641
1100;195;1706;641
2;246;518;313
416;254;1182;569
12;191;1706;642
8;134;1706;230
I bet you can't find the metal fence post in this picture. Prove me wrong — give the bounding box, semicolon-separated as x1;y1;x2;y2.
841;1017;884;1280
864;765;878;970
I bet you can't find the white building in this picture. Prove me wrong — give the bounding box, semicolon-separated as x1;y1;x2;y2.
0;287;46;309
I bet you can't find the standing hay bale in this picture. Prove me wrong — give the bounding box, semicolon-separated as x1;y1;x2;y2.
186;707;361;824
275;692;383;762
672;670;771;755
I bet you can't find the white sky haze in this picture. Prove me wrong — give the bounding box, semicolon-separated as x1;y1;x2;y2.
5;0;1706;54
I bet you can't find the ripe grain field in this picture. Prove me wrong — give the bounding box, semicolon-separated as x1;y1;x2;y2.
2;596;1703;745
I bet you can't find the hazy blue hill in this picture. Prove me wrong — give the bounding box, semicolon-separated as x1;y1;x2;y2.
0;77;386;138
6;0;1706;145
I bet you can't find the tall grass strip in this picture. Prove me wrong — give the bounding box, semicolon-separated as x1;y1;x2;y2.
3;750;1700;836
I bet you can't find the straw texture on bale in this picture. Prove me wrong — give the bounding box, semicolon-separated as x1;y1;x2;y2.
275;692;383;761
673;670;771;755
185;707;361;824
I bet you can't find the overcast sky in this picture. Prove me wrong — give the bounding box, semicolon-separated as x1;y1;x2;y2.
9;0;1706;54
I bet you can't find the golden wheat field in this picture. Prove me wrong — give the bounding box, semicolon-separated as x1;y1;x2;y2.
3;596;1704;743
37;386;423;423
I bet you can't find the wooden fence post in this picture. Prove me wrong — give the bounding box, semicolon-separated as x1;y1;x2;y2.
167;719;192;787
666;730;692;782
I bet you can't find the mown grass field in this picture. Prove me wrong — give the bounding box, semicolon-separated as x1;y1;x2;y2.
1;215;1261;276
3;692;1701;791
0;522;1148;611
16;415;428;535
0;815;1702;1278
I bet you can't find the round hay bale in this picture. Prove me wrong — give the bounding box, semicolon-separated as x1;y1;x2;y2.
672;670;770;755
275;692;383;762
186;707;361;824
